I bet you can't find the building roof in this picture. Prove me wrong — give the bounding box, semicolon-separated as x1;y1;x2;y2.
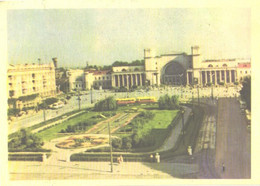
85;70;111;75
238;63;251;68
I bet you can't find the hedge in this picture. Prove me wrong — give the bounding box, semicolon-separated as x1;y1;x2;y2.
70;153;151;162
8;153;51;161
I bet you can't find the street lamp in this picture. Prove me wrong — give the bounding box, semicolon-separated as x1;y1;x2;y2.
42;98;46;121
90;86;93;104
77;89;81;110
181;109;185;145
197;85;200;105
210;74;215;101
178;74;183;98
100;113;113;173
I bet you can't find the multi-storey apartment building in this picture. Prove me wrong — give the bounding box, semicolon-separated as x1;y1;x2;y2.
7;63;56;109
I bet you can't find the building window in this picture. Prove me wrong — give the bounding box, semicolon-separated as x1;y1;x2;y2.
103;77;105;80
33;87;36;91
32;73;35;78
245;71;247;74
222;64;227;67
208;64;213;67
9;90;14;97
95;77;97;80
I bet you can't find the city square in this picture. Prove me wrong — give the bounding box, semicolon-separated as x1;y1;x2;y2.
5;8;252;183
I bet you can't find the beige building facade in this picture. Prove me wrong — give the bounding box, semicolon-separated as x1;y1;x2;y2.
7;63;56;109
65;46;251;92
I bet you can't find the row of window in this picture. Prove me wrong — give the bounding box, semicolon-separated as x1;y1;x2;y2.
95;76;110;80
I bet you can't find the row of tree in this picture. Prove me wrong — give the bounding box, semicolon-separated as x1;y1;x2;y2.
240;76;251;110
158;94;180;110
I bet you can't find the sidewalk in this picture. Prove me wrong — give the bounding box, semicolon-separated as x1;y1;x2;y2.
8;161;177;179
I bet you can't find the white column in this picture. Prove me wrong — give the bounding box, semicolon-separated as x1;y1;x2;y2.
186;73;189;85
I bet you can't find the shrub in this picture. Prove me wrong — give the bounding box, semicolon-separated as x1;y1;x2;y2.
8;129;45;152
112;138;122;149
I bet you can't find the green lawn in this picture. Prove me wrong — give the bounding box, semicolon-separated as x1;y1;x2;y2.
131;109;180;152
36;111;102;141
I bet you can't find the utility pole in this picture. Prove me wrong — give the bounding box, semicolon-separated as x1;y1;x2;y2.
77;89;81;110
91;86;93;104
107;121;113;173
43;99;46;121
197;86;200;105
182;109;185;145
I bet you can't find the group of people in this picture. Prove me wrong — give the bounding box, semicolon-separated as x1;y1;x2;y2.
150;153;160;163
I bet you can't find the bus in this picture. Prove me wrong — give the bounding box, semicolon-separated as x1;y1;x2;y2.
116;98;136;105
136;97;157;104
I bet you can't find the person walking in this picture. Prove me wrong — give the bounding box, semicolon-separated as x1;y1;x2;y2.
155;153;160;163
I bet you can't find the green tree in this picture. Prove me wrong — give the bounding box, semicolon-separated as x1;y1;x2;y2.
158;94;179;110
112;138;122;149
94;96;117;111
240;76;251;110
8;129;44;151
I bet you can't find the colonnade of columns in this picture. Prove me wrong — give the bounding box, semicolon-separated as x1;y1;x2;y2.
112;73;145;88
187;69;237;85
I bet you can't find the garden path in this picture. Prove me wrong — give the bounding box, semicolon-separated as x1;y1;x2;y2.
157;106;192;152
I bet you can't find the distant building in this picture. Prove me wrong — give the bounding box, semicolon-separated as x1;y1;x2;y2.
111;46;251;88
7;62;56;109
66;69;111;91
57;46;252;93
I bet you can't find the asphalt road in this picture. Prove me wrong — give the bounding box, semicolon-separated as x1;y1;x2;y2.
215;98;251;178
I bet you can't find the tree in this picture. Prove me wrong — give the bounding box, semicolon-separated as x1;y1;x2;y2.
94;96;118;111
112;138;122;149
8;129;44;151
158;94;179;110
240;76;251;110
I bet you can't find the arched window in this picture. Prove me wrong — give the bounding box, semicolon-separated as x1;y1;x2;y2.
222;64;227;67
208;64;213;67
121;69;126;72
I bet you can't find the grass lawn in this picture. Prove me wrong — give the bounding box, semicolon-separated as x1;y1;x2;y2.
130;109;180;152
36;111;102;141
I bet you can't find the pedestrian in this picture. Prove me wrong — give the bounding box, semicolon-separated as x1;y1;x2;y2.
222;163;225;172
117;156;121;164
150;154;154;163
155;152;160;163
120;155;124;163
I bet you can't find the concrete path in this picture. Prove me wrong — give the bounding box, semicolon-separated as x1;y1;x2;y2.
158;107;192;152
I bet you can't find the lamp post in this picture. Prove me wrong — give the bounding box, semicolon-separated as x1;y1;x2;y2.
42;98;46;121
100;113;113;173
178;74;183;98
181;109;185;145
210;74;215;101
197;86;200;105
90;86;93;104
77;89;81;110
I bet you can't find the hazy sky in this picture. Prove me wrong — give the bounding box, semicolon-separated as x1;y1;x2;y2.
7;9;250;67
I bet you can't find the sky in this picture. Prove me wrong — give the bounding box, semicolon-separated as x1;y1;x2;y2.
7;9;251;67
